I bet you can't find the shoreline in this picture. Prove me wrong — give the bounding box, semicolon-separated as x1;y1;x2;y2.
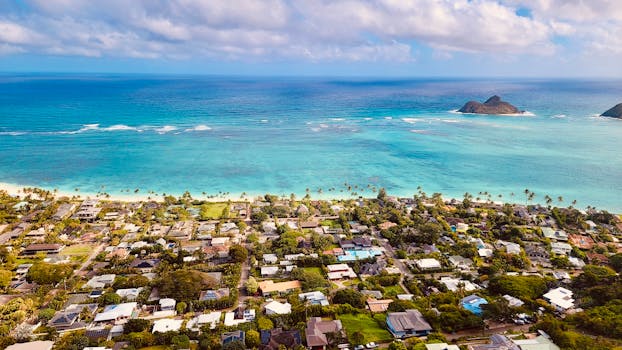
1;181;618;215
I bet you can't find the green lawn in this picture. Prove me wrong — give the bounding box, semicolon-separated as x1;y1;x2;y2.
199;202;230;219
303;267;323;275
383;284;405;297
338;313;392;344
61;244;93;256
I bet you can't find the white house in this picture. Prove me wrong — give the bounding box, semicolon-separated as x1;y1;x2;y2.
551;242;572;256
415;258;441;270
152;318;183;333
440;277;480;292
83;274;116;289
93;302;137;324
541;227;568;241
187;311;221;330
299;291;329;306
115;288;143;301
159;298;176;311
326;264;357;280
263;254;278;264
543;287;575;312
261;266;280;277
265;300;292;315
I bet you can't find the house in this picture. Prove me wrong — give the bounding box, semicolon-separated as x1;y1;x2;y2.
260;328;302;350
265;300;292;315
75;199;102;222
211;236;230;246
496;240;522;255
21;243;65;255
543;287;574;312
148;224;170;236
367;298;393;313
359;261;387;276
386;309;433;338
414;258;442;270
541;227;568;241
83;274;116;289
263;254;278;264
5;341;54;350
299;291;329;306
152;318;183;333
224;308;255;326
568;234;595;250
222;330;245;345
93;302;137;325
199;288;230;301
460;295;488;316
478;248;494;258
468;332;560;350
261;266;280;277
130;259;160;273
326;264;357;280
426;344;460;350
48;303;98;331
550;242;572;256
503;295;525;308
306;317;345;350
168;221;194;240
187;311;221;330
440;277;480;293
448;255;473;270
258;280;302;297
159;298;176;311
115;288;143;301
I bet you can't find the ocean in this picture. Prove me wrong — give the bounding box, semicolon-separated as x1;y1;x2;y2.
0;74;621;211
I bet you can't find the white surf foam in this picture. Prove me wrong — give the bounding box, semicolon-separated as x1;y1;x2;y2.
154;125;178;134
185;124;212;132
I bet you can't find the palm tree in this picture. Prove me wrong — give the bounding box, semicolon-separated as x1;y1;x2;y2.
557;196;564;204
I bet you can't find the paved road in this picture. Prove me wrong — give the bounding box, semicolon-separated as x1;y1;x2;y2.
76;243;105;276
236;245;251;306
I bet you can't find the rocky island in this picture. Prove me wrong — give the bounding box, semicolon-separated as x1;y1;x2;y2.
601;103;622;118
458;95;523;115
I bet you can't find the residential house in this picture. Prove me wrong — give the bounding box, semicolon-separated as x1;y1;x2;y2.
83;274;116;289
168;221;194;240
543;287;575;312
541;227;568;241
386;309;433;338
130;259;160;273
503;295;525;308
260;328;302;350
93;302;137;325
568;234;595;250
440;277;480;293
211;236;230;246
115;288;143;301
222;330;245;345
21;243;64;255
224;308;255;326
187;311;221;331
448;255;474;270
152;318;183;333
306;317;345;350
159;298;176;311
496;240;522;255
265;300;292;315
326;264;357;280
5;341;54;350
258;280;302;297
199;288;230;301
414;258;442;271
261;266;280;277
460;295;488;316
550;242;572;256
367;298;393;313
426;344;460;350
48;303;98;332
263;254;278;264
299;291;329;306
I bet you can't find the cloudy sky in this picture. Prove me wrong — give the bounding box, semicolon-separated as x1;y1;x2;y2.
1;0;621;77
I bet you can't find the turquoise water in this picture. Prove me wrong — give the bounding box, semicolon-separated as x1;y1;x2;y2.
0;75;621;210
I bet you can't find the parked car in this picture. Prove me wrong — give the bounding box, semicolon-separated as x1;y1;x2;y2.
354;345;365;350
365;342;378;349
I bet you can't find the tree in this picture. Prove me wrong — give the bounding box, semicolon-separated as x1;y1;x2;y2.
124;318;151;333
229;244;248;263
291;268;328;291
257;316;274;330
609;253;622;272
246;329;261;348
332;289;365;308
176;301;187;314
38;308;56;322
222;340;246;350
388;341;408;350
156;270;217;302
100;292;121;306
26;262;73;285
172;334;190;350
246;276;259;295
0;269;11;291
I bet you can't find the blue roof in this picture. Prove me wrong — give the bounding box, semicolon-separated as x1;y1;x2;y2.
460;295;488;316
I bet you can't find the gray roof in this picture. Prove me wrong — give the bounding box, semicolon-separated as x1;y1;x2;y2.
387;309;432;332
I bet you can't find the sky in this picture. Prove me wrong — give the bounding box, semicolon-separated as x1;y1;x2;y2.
0;0;621;77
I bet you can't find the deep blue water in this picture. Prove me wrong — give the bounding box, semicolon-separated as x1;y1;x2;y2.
0;74;621;210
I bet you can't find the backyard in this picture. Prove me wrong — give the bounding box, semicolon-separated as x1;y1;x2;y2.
338;313;392;345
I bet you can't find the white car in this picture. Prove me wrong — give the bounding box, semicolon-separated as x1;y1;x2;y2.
365;342;378;349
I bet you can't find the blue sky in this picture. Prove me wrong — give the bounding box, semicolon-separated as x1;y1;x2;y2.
0;0;621;77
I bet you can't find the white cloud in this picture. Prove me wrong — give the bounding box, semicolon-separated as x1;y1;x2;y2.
0;0;619;62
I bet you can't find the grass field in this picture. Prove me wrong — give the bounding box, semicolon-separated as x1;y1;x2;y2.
303;267;323;275
61;244;93;256
383;284;405;297
199;202;229;219
338;313;392;344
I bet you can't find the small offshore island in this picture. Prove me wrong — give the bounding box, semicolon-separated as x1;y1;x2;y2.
601;103;622;118
458;95;523;115
0;187;621;350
